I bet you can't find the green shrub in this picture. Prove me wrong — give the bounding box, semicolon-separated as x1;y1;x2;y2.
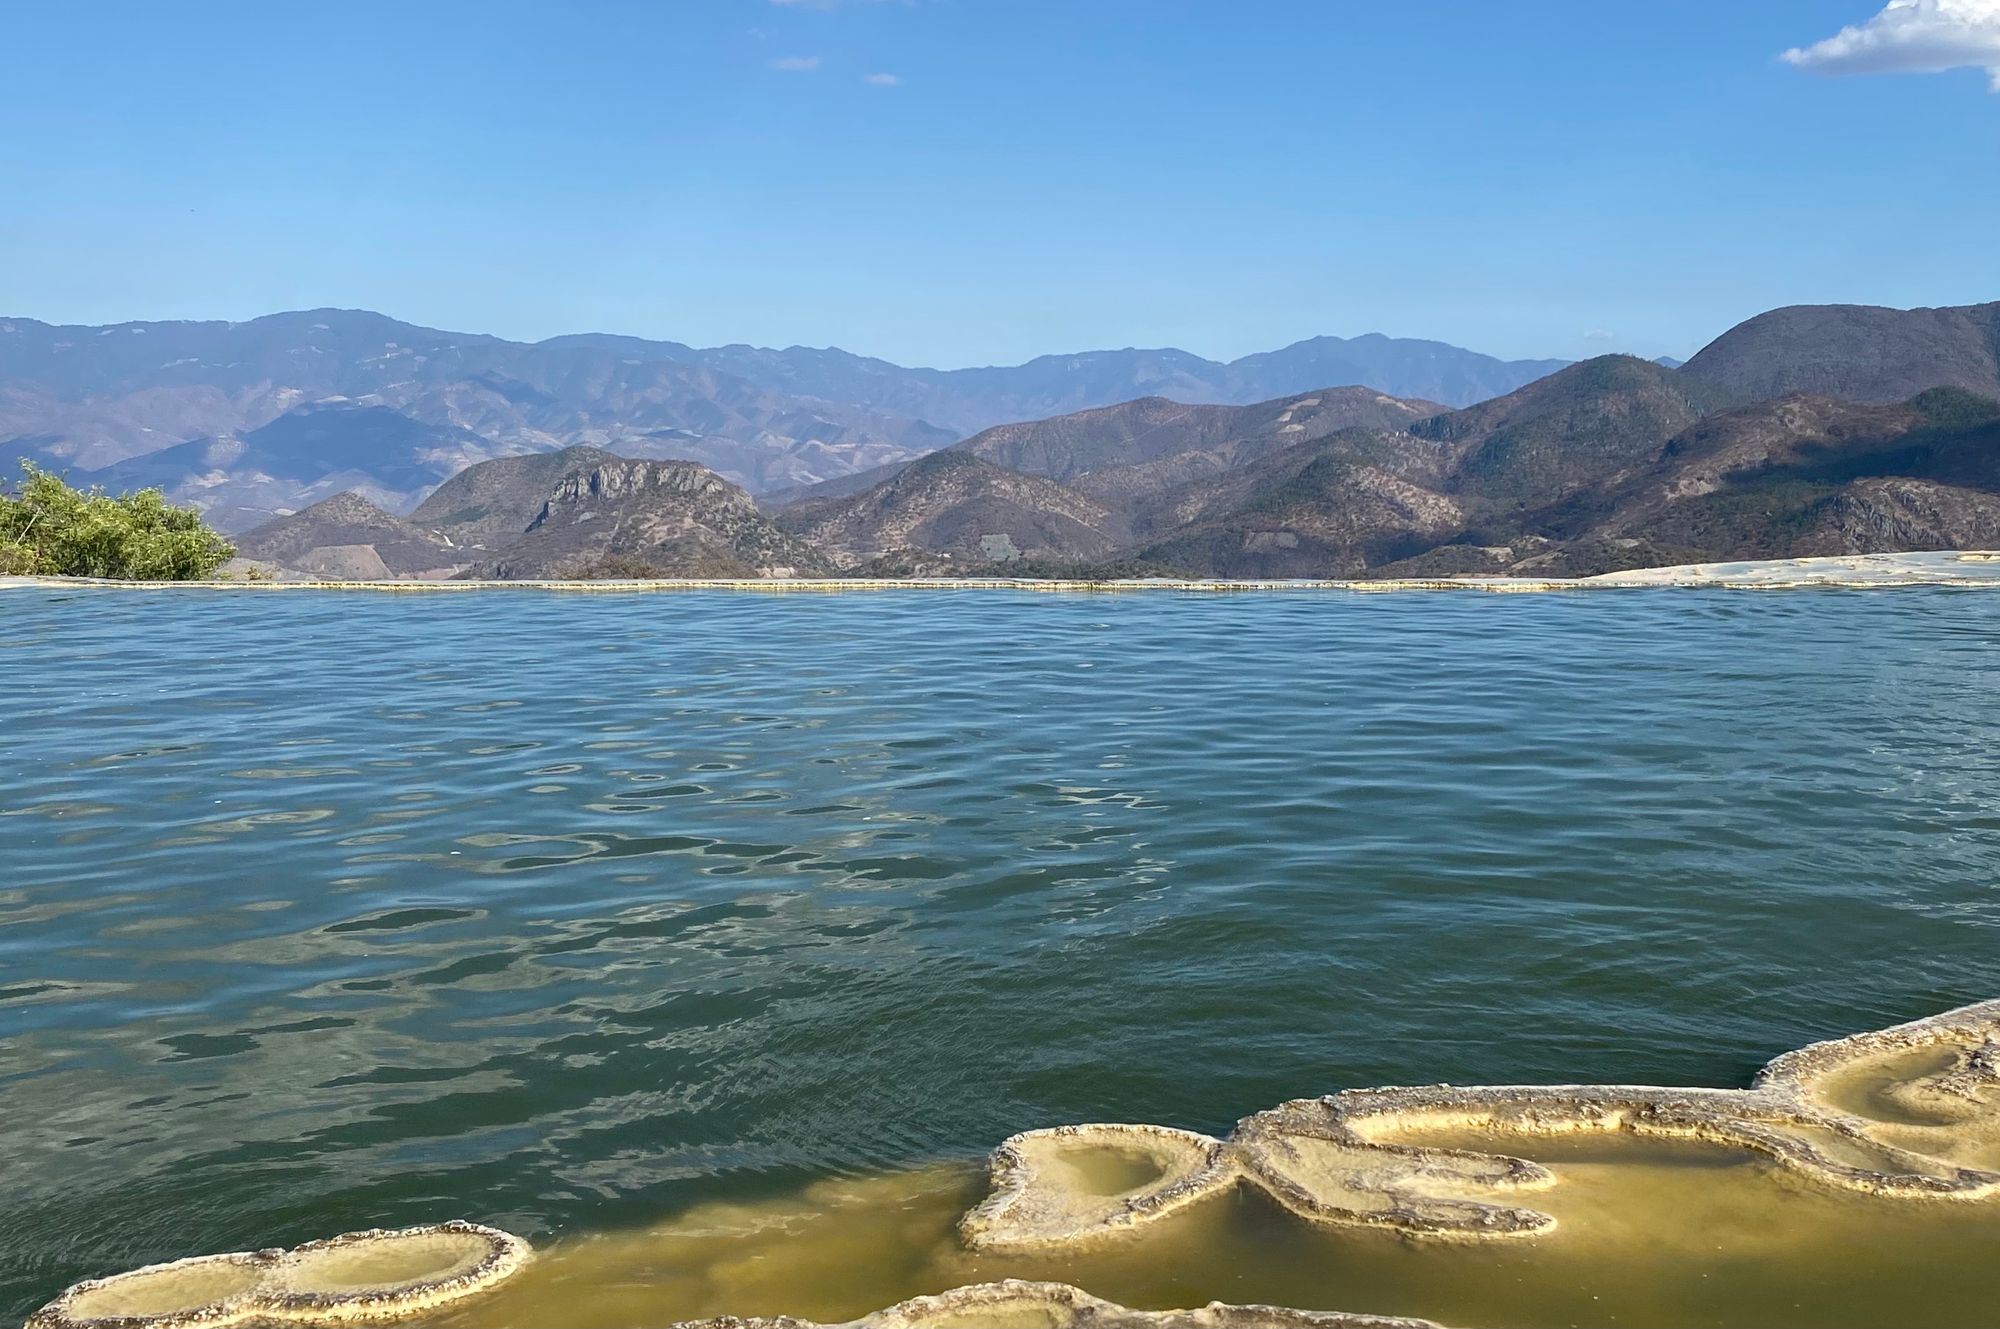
0;464;235;580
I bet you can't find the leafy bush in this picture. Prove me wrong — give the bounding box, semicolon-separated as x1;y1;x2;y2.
1911;386;2000;432
0;464;235;580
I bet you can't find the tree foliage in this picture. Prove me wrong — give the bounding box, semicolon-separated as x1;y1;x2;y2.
0;464;235;579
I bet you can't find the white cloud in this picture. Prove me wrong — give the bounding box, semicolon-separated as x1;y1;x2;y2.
770;54;823;72
1583;329;1617;342
862;71;902;86
1782;0;2000;92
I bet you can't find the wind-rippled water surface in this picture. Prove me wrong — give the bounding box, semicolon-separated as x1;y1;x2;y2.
6;587;2000;1323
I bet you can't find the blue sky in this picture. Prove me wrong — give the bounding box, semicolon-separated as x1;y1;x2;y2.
2;1;1995;366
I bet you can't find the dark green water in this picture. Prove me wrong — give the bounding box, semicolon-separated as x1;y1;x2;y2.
6;587;2000;1324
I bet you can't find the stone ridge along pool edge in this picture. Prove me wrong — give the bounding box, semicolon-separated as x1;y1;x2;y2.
6;551;2000;593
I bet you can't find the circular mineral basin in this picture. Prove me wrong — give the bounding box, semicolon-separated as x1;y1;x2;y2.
278;1229;497;1296
60;1256;264;1320
1051;1143;1173;1197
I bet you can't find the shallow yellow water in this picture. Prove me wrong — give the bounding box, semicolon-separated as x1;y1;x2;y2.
1053;1145;1172;1198
64;1260;261;1320
436;1135;2000;1329
286;1233;491;1293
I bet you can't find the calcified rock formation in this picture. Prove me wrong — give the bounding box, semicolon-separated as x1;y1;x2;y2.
962;999;2000;1251
969;1123;1231;1247
669;1279;1438;1329
27;1221;530;1328
36;1001;2000;1329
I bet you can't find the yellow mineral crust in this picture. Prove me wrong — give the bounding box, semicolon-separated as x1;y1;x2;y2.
665;1279;1440;1328
38;1004;2000;1328
27;1222;531;1329
961;999;2000;1249
959;1123;1231;1249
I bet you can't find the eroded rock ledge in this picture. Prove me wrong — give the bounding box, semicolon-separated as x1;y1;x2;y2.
961;999;2000;1249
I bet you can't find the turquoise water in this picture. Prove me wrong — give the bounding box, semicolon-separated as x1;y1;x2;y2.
6;587;2000;1323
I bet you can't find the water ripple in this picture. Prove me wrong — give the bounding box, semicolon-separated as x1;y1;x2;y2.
7;588;2000;1317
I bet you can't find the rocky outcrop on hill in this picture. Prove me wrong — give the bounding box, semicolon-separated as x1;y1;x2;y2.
407;445;621;551
464;458;832;579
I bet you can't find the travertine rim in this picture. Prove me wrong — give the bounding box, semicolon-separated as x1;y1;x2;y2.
961;998;2000;1249
36;1002;2000;1327
27;1221;530;1329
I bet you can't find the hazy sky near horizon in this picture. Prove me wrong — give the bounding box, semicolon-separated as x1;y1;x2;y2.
3;0;1996;367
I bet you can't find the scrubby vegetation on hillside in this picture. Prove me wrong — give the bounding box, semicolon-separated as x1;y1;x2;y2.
0;464;235;579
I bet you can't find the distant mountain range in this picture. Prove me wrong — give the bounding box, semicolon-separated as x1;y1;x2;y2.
0;310;950;528
24;297;2000;579
650;334;1567;435
0;309;1566;529
84;403;502;534
226;298;2000;583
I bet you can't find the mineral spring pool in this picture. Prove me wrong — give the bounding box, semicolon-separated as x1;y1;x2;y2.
9;585;2000;1327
